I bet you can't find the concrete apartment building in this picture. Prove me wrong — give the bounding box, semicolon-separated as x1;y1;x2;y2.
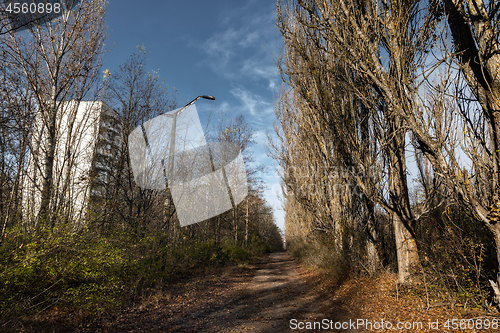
22;101;122;228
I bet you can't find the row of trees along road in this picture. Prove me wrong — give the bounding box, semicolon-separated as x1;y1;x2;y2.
0;0;282;323
272;0;500;310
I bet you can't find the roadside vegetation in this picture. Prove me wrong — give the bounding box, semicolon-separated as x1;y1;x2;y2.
0;1;282;330
0;227;281;328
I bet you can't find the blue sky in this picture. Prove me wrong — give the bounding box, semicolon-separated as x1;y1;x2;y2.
103;0;285;231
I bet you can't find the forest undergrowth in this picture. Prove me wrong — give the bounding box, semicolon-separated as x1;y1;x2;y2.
0;225;279;330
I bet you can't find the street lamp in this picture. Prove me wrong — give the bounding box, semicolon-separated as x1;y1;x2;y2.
139;95;215;186
163;95;215;180
153;95;215;231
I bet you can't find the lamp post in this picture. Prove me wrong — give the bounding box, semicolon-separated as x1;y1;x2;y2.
158;95;215;234
163;95;215;181
139;95;215;186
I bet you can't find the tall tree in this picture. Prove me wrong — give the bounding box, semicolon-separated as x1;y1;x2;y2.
439;0;500;306
215;115;256;244
104;45;178;234
275;0;435;282
3;0;107;229
0;43;36;237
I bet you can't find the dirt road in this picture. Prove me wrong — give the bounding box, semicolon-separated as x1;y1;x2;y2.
188;251;350;332
83;252;356;332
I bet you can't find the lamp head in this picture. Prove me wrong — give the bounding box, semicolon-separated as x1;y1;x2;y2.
201;95;215;100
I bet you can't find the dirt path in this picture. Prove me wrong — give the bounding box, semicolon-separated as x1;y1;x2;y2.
190;251;350;332
81;252;356;332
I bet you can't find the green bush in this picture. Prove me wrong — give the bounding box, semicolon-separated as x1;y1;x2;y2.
415;206;496;308
0;228;128;317
223;244;251;262
0;224;279;329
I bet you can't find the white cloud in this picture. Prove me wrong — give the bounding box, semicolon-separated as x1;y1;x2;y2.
203;29;240;67
198;3;281;89
239;31;261;47
241;58;280;91
230;87;273;119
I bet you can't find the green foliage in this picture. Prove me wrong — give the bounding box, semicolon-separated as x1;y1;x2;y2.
0;227;273;325
0;227;128;317
248;235;276;255
187;240;229;266
223;244;251;262
415;205;496;308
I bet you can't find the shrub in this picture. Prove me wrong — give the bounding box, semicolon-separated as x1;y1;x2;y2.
223;244;251;262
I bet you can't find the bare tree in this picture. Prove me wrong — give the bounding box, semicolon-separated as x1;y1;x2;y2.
0;40;36;236
432;0;500;307
104;45;178;235
214;115;256;245
276;0;500;304
274;0;436;282
2;0;107;230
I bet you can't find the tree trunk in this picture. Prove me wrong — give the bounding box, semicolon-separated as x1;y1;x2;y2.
393;213;420;283
366;241;379;273
245;201;248;247
38;102;58;227
388;117;420;283
364;196;381;273
487;222;500;311
215;215;220;244
234;207;238;246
